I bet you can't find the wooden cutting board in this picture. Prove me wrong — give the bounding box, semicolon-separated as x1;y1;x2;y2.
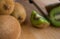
16;0;60;39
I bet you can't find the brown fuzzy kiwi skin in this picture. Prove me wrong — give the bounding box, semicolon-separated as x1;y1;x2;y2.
11;2;26;23
37;23;50;29
0;15;21;39
0;0;15;15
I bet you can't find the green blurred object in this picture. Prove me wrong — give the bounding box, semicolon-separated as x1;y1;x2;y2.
30;10;50;28
50;6;60;27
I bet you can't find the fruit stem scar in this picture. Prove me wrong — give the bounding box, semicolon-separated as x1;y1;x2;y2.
18;16;22;20
4;4;9;10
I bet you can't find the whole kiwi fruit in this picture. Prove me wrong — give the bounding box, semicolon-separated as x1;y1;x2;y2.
11;2;26;23
0;15;21;39
0;0;15;15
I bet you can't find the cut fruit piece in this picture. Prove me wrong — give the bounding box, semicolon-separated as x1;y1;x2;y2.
50;6;60;27
30;10;50;28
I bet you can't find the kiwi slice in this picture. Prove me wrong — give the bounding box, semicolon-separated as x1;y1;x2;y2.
50;6;60;27
30;10;50;28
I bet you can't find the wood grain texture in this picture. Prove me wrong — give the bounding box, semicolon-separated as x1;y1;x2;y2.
16;0;60;39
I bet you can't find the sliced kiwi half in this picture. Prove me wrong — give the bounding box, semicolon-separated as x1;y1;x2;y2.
50;6;60;27
30;10;50;28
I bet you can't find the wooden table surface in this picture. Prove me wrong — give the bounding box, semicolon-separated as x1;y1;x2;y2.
16;0;60;39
